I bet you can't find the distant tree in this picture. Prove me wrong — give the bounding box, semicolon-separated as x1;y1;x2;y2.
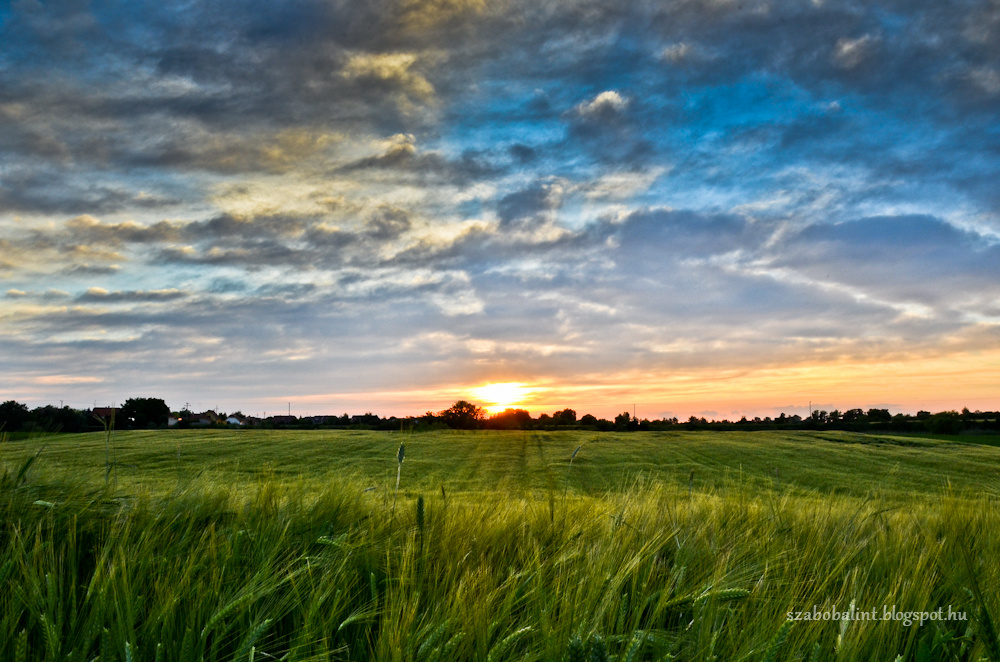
579;414;598;427
842;408;865;423
809;410;828;424
615;411;637;431
487;408;533;430
553;409;577;426
867;408;892;422
594;418;615;431
121;397;170;429
31;405;89;433
440;401;485;429
0;400;30;432
927;411;962;435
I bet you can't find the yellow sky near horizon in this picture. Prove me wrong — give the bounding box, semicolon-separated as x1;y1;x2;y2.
273;347;999;420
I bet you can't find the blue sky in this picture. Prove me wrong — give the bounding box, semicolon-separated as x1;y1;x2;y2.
1;0;998;418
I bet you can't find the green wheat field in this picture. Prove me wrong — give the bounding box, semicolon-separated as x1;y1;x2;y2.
3;429;1000;661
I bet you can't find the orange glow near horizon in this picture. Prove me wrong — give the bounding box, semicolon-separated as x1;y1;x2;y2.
278;347;999;421
472;382;533;413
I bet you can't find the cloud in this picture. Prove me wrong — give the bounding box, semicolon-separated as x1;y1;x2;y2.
660;42;693;63
1;0;998;413
767;215;1000;311
337;133;497;182
31;375;104;385
341;51;437;114
967;67;1000;96
76;288;190;303
496;179;566;227
572;90;629;122
833;34;879;69
365;205;413;239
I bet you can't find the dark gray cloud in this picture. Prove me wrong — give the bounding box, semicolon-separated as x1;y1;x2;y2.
336;135;499;183
75;288;189;303
497;179;566;227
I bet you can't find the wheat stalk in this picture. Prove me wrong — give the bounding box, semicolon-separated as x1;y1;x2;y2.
390;442;405;533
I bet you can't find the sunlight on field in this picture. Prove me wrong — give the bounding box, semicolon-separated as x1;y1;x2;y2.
3;430;1000;661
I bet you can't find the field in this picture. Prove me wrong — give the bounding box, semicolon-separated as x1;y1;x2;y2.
3;429;1000;661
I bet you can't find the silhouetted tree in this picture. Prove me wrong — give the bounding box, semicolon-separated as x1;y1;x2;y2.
927;411;962;434
121;397;170;428
615;411;638;431
31;405;89;433
487;408;533;430
0;400;30;432
440;401;485;429
553;408;577;426
867;408;892;422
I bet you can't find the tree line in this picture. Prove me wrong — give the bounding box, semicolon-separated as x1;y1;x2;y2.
1;398;997;436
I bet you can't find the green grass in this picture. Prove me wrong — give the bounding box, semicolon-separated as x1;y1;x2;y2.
2;429;1000;660
5;428;1000;499
0;430;1000;499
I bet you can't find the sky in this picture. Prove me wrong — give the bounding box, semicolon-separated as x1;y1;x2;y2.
1;0;999;420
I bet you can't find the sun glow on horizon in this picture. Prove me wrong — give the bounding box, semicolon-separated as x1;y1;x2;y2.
472;382;533;413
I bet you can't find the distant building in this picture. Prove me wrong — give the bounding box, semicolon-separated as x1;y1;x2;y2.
192;411;220;426
225;415;246;426
91;407;121;425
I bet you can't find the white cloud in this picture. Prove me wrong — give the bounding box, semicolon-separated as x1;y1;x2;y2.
968;67;1000;96
574;91;629;119
833;35;878;69
660;42;692;63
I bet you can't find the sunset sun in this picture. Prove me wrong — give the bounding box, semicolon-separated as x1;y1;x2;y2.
472;382;532;413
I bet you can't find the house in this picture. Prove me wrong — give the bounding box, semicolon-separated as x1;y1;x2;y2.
225;414;246;426
192;410;220;426
91;407;121;425
351;413;381;426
